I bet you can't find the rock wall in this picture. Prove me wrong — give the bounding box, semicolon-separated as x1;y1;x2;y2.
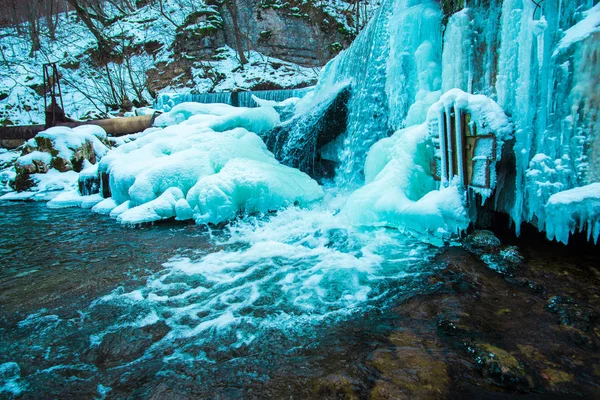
147;1;355;93
214;0;353;67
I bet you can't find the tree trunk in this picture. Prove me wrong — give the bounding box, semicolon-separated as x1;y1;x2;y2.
224;0;248;66
66;0;112;50
28;19;41;57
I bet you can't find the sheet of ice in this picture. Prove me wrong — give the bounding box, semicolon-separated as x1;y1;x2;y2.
545;183;600;244
554;3;600;56
47;191;103;209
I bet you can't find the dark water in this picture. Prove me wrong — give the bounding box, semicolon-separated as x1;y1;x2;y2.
0;202;438;399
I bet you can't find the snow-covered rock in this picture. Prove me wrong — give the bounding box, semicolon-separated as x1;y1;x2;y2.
97;104;323;225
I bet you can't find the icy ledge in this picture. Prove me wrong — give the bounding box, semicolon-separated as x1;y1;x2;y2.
545;183;600;245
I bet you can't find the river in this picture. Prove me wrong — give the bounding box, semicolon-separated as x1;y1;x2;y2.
0;201;442;398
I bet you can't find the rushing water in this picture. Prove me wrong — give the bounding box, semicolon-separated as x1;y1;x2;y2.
0;199;441;398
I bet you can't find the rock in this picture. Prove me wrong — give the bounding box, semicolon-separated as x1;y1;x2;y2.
261;85;351;179
78;173;101;196
70;140;96;172
540;368;574;388
0;362;20;382
463;231;524;275
10;173;35;192
463;230;501;254
51;155;72;172
546;295;597;332
310;373;360;400
15;160;37;175
33;158;50;173
468;342;531;390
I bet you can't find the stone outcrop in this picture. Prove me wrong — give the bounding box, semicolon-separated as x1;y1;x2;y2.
147;1;355;94
11;131;108;192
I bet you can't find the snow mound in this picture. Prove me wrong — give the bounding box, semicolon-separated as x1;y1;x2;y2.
99;107;323;225
545;183;600;244
34;125;109;161
343;124;470;245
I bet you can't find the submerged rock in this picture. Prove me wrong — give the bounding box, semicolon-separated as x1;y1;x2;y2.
463;230;524;275
546;295;597;332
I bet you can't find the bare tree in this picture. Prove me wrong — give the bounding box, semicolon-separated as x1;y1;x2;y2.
66;0;114;50
220;0;248;65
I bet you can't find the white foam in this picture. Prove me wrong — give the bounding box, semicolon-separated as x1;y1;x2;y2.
90;200;434;363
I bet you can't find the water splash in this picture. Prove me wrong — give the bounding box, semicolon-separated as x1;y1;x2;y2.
89;196;436;365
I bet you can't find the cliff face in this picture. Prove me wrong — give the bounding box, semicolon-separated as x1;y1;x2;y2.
149;0;371;97
1;0;379;126
213;0;354;67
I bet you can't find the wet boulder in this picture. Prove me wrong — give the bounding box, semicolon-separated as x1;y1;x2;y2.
261;85;351;179
468;342;531;390
463;230;524;275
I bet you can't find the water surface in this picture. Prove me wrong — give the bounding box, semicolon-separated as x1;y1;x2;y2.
0;202;439;398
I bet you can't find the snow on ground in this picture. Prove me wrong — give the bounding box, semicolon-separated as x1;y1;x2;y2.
0;0;374;126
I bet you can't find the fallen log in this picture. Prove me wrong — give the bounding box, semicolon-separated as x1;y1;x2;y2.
56;114;157;137
0;113;157;148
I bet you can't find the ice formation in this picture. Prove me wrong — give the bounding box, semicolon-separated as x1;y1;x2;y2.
288;0;600;244
342;90;512;243
545;183;600;244
95;103;323;225
342;124;469;244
